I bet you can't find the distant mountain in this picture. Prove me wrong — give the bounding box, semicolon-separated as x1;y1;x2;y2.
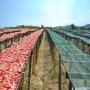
83;24;90;28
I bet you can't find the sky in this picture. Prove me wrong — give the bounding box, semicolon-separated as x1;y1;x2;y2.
0;0;90;27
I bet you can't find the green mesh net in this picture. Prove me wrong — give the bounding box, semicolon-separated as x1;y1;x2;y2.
47;29;90;89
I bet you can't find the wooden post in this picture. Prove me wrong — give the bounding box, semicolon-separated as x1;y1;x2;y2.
85;44;88;53
16;36;18;42
7;40;9;47
10;39;12;46
78;40;81;48
82;42;85;51
18;72;24;90
28;52;32;90
88;44;90;54
0;46;1;51
84;80;87;87
36;40;39;64
7;39;10;48
69;80;72;90
32;46;37;74
76;39;79;46
59;53;61;90
0;42;3;51
17;35;19;41
5;40;7;48
51;43;57;70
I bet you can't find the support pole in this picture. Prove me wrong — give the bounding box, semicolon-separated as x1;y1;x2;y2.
76;39;79;46
28;52;32;90
88;44;90;54
32;46;37;74
82;42;85;51
69;80;72;90
58;53;61;90
51;43;57;70
18;72;24;90
0;42;2;51
5;40;7;48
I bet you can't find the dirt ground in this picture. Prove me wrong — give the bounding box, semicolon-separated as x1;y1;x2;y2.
29;32;68;90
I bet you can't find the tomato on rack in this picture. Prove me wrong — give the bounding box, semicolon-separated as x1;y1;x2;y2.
0;29;43;90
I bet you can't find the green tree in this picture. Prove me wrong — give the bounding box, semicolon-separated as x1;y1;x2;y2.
41;25;44;29
71;24;76;29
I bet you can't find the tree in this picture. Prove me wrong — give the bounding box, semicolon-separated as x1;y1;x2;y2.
71;24;76;29
80;27;85;30
41;25;44;29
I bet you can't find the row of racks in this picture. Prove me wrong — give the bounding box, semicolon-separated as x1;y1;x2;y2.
46;29;90;90
17;33;43;90
0;30;35;51
0;29;43;90
53;29;90;55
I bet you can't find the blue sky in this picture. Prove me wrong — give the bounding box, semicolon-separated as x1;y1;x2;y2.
0;0;90;27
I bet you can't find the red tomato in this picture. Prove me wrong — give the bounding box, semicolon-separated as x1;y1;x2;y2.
0;29;43;90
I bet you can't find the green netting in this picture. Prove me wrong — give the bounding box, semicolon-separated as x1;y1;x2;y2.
72;31;90;38
47;30;90;89
53;29;90;45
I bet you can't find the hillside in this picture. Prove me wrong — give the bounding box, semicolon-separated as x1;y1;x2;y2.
83;24;90;28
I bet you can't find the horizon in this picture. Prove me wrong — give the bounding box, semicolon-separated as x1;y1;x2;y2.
0;0;90;27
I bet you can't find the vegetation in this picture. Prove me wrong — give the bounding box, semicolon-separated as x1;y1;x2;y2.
71;24;76;29
4;25;42;29
80;27;85;30
15;25;41;29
